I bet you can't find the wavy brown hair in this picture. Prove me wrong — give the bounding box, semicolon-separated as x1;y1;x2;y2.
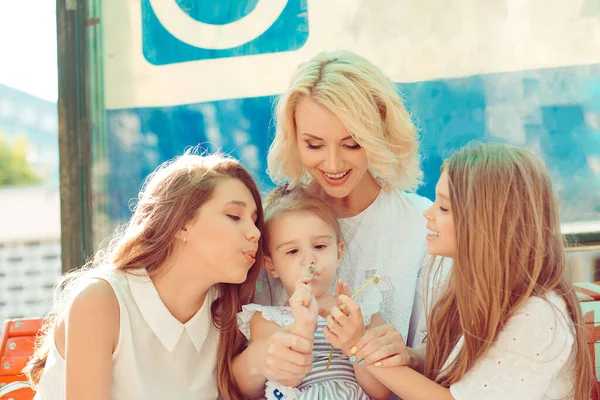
424;144;594;399
23;151;264;400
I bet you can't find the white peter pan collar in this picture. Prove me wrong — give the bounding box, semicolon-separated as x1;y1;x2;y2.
126;269;214;352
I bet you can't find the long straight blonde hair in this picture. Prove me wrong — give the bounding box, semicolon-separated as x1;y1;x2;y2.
424;144;594;399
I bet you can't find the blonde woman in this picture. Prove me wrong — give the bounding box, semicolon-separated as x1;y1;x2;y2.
24;151;264;400
352;144;595;399
233;50;438;397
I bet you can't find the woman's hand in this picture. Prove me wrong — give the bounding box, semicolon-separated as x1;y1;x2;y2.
262;326;314;386
352;324;411;367
234;307;315;395
259;277;318;387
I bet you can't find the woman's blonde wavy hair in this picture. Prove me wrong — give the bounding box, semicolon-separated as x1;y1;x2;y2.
268;49;422;192
424;144;594;399
23;150;265;400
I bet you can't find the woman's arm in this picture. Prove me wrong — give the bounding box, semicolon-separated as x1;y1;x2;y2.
366;365;453;400
352;313;392;399
232;313;315;397
232;315;276;398
63;280;119;400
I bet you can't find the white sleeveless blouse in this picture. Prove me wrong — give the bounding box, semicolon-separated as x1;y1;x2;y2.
34;268;220;400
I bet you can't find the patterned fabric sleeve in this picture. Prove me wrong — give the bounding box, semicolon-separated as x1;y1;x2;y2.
237;304;295;341
356;284;384;327
448;296;575;399
408;254;452;348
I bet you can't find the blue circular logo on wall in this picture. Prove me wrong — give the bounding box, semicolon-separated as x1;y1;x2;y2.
142;0;309;65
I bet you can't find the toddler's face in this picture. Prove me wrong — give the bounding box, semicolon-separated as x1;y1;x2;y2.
265;211;343;298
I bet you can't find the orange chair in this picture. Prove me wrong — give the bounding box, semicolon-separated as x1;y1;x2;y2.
0;318;42;399
574;282;600;399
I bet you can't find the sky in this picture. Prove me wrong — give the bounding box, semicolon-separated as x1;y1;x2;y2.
0;1;58;102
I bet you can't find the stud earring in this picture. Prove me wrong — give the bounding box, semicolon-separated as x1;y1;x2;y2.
183;234;187;243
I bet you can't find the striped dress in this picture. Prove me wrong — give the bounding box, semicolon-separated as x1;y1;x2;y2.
237;302;381;400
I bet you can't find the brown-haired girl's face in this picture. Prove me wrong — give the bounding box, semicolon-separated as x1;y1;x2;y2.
423;171;456;258
179;178;261;284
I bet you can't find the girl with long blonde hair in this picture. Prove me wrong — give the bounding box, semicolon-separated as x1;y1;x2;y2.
350;144;594;399
24;150;264;400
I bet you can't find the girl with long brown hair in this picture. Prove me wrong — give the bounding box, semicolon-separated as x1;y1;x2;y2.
23;151;264;400
349;144;594;399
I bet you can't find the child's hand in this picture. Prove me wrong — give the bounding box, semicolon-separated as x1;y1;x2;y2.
323;286;365;353
334;278;351;300
289;278;319;338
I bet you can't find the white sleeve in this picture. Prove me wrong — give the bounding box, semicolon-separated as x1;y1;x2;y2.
407;254;451;348
406;258;427;349
358;284;384;326
236;304;295;341
449;296;575;400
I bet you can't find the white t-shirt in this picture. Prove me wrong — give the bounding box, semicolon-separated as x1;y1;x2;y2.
442;291;577;399
34;268;220;400
255;190;444;348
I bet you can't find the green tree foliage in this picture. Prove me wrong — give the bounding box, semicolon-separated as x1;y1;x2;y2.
0;131;40;186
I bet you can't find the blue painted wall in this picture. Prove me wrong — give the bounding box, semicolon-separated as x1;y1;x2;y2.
104;63;600;224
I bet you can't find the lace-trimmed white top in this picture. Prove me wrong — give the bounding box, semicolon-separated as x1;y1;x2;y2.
237;285;382;400
254;190;442;348
441;291;577;399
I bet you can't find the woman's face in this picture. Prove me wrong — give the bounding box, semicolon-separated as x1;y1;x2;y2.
294;96;372;199
182;178;261;284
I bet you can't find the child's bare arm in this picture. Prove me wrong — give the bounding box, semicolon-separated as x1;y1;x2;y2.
249;310;315;344
248;311;282;340
288;278;319;340
323;283;391;399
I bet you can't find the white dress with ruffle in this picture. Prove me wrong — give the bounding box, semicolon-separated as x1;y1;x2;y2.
237;287;382;400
